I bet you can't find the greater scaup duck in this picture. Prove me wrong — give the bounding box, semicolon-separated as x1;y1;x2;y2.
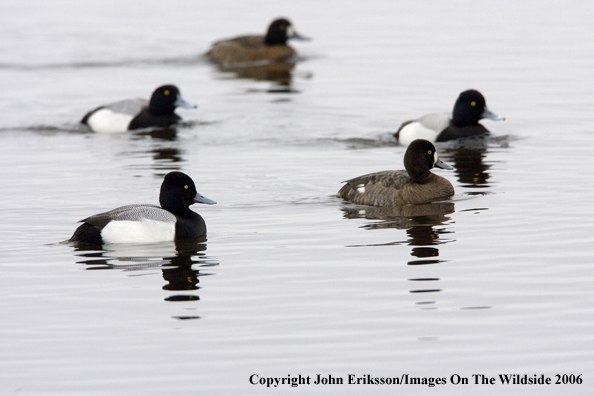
207;18;309;66
81;85;196;133
337;139;454;207
69;171;215;245
394;90;505;146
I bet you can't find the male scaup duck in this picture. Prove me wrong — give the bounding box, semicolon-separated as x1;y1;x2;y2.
337;139;454;207
81;85;196;133
394;90;505;146
69;171;216;245
207;18;309;66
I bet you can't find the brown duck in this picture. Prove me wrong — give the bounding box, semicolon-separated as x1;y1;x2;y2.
337;139;455;207
207;18;309;66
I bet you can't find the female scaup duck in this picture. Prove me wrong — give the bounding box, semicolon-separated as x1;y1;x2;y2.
207;18;309;66
337;139;454;207
81;85;196;133
69;171;216;245
394;89;505;146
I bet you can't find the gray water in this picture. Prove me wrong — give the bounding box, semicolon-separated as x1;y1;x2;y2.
1;0;594;394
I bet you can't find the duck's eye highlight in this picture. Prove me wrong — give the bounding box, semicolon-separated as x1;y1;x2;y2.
164;89;170;96
184;185;189;189
470;101;476;106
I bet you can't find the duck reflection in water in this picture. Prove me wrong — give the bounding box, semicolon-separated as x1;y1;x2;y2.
132;126;180;141
218;62;297;86
437;139;491;189
129;124;185;171
149;148;185;173
72;240;218;318
340;202;453;309
436;134;514;191
340;202;454;245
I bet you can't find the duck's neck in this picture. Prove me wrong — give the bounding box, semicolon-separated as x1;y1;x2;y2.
265;32;287;46
408;171;432;185
149;100;175;116
452;104;481;127
160;197;193;217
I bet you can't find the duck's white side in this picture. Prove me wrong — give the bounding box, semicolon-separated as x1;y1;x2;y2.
85;98;147;133
397;113;450;146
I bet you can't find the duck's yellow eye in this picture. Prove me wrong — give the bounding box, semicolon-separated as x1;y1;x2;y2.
470;101;476;106
184;185;188;189
428;150;432;155
164;89;170;96
280;24;286;30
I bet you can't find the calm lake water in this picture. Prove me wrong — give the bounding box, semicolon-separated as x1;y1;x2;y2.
1;0;594;394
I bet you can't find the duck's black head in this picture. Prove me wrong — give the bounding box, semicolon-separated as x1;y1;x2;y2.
404;139;453;183
451;89;488;127
159;171;216;216
265;18;307;45
149;85;196;116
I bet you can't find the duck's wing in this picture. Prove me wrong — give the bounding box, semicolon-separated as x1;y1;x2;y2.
343;170;410;191
128;108;181;130
338;170;411;206
227;35;265;48
101;98;148;116
81;204;175;229
211;34;264;48
416;113;451;132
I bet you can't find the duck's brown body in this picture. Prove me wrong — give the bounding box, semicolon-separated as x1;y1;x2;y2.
207;35;296;65
337;170;454;207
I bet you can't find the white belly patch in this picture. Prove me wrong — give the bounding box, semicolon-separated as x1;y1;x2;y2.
87;108;134;133
398;113;451;146
101;219;175;244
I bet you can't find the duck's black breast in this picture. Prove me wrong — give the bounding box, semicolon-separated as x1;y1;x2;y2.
128;108;181;130
174;212;207;239
436;123;490;142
